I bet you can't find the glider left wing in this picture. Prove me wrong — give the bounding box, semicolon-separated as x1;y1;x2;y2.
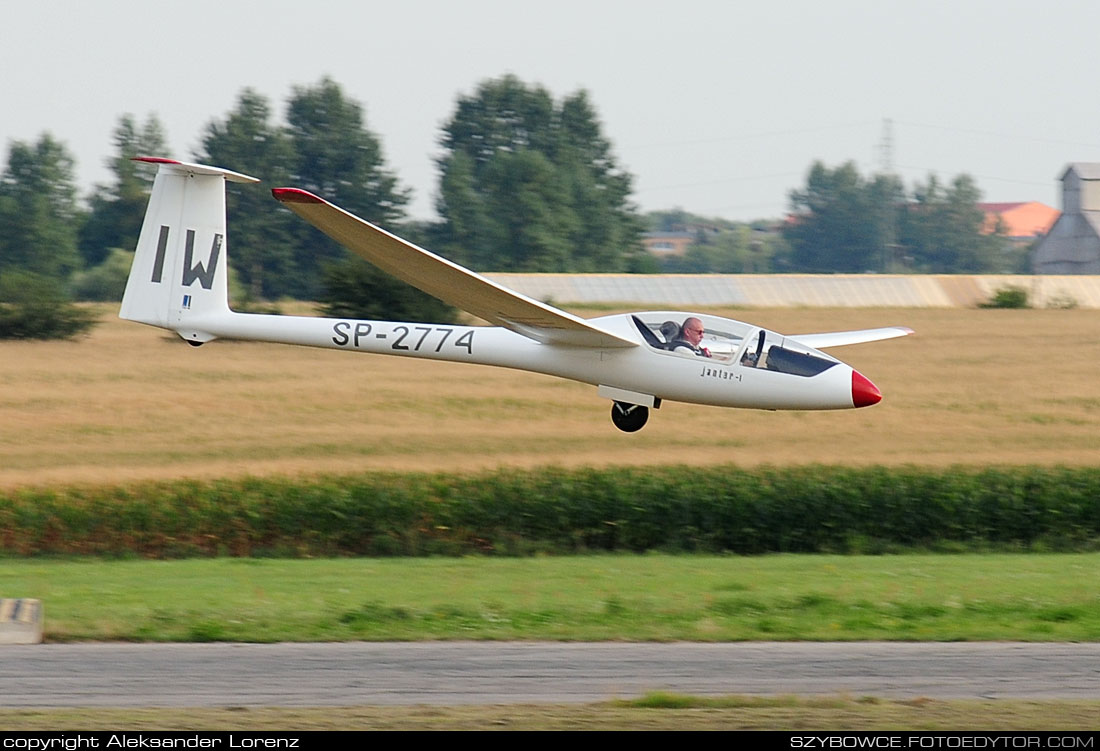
272;188;637;349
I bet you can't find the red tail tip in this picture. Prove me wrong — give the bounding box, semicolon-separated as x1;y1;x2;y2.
851;370;881;408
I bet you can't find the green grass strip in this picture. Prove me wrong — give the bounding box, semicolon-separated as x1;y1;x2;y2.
3;554;1099;642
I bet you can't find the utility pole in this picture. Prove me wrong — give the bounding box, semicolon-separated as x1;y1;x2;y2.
876;118;899;272
876;118;895;176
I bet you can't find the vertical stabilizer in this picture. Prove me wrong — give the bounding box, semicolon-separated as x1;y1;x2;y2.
120;158;258;342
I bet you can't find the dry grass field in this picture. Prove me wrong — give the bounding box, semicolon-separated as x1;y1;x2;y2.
2;304;1098;488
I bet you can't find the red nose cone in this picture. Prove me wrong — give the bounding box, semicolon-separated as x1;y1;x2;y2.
851;370;882;408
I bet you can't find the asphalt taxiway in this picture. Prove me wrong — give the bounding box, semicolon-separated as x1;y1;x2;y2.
3;642;1099;707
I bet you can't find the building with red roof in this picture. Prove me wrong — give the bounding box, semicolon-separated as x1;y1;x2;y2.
977;201;1059;240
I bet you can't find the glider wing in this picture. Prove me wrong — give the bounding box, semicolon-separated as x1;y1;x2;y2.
789;327;914;349
272;188;637;349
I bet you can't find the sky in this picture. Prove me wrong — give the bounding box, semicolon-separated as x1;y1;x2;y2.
4;0;1100;223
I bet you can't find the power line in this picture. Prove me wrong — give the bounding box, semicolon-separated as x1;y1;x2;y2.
894;163;1053;189
628;121;876;151
633;171;803;194
895;120;1100;150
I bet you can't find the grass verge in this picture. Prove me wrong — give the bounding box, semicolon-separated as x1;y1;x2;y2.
1;698;1098;730
3;553;1098;642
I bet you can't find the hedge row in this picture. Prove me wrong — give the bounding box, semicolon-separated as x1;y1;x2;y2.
2;466;1099;557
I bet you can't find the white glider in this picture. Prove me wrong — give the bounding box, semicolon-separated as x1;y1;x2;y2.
120;158;911;431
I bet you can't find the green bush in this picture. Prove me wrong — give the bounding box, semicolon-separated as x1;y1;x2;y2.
979;285;1029;309
69;249;133;302
0;271;97;339
2;466;1099;558
1045;292;1078;310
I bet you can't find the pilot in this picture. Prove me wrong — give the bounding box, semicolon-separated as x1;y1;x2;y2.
671;317;711;358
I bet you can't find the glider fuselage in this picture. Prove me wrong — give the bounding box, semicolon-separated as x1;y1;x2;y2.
190;309;860;411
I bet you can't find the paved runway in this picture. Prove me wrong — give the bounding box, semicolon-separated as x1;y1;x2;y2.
4;642;1100;707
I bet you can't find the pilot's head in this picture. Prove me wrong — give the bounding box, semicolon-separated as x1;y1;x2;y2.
682;317;705;347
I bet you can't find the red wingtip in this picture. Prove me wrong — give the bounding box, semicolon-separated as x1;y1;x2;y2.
132;156;181;165
272;187;324;204
851;370;882;408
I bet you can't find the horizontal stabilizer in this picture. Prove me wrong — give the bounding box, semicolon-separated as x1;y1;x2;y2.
132;157;260;184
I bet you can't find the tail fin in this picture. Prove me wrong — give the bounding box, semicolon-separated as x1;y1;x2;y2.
120;157;259;343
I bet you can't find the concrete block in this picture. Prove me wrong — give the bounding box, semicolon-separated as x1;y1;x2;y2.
0;599;43;644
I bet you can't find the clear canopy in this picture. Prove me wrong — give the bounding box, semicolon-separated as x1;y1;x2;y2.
629;312;839;377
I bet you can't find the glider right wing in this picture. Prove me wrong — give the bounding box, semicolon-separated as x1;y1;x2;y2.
789;327;914;349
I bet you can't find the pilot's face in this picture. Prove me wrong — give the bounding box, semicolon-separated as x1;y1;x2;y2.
684;321;704;346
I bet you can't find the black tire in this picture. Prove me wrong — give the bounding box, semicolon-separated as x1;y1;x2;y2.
610;401;649;432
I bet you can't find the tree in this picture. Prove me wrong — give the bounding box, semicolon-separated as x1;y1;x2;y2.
784;161;903;273
784;162;1006;273
556;90;642;271
0;134;82;280
283;77;411;298
317;258;458;324
646;210;785;273
661;226;760;273
478;148;576;270
899;174;1004;272
195;89;297;300
436;75;642;272
287;77;410;222
78;114;168;269
0;135;100;338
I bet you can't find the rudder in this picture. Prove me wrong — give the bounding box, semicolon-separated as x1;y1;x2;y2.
120;157;259;342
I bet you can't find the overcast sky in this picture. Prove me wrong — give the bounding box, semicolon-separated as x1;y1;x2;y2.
4;0;1100;222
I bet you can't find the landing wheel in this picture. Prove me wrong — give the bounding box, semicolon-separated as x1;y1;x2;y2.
611;401;649;432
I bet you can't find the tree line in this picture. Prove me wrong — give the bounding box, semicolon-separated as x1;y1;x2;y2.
1;75;648;331
783;162;1022;273
651;163;1023;275
0;74;1027;338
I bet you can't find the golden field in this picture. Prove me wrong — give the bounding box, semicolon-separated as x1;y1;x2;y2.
1;304;1098;488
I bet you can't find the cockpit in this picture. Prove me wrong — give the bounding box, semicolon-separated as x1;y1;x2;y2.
631;313;839;377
